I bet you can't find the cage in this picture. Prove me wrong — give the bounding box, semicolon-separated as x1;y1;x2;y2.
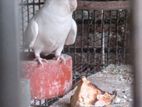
20;0;130;106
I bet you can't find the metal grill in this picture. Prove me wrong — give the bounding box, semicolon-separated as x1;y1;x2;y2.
71;8;130;78
20;0;130;106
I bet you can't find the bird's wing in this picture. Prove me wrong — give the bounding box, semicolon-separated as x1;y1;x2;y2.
65;19;77;45
24;20;39;49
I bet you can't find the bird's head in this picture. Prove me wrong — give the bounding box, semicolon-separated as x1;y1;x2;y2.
46;0;77;13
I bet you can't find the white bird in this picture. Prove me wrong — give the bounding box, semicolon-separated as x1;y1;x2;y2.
24;0;77;64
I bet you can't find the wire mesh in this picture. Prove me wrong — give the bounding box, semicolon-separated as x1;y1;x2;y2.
20;0;130;106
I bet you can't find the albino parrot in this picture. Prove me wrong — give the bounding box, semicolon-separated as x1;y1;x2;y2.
24;0;77;64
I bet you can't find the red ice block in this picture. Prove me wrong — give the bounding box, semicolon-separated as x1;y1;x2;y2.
22;54;72;99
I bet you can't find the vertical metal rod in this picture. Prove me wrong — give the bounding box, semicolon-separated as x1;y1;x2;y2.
39;99;42;106
87;11;91;65
38;0;41;9
115;10;119;64
133;0;142;106
0;0;21;107
123;10;128;64
21;0;25;50
101;10;105;66
73;12;77;66
81;10;84;69
27;0;30;23
33;0;35;15
107;10;112;65
93;10;96;66
33;99;36;105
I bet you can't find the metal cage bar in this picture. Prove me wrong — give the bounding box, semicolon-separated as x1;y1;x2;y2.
0;0;21;107
20;0;130;78
20;0;130;106
133;0;142;106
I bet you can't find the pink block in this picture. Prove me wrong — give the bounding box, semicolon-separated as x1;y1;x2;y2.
22;54;72;99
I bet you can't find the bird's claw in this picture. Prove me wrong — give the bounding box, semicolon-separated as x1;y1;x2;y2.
55;55;66;64
34;57;48;65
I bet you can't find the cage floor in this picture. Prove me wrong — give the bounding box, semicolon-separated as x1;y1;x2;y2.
50;64;133;107
30;64;133;107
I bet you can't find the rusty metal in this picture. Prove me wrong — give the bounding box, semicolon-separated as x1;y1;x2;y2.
21;1;130;10
78;1;130;10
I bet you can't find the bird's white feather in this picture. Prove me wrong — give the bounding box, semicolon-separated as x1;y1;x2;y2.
24;0;77;63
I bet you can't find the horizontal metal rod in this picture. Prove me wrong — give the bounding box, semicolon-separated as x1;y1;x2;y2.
21;1;129;10
77;1;130;10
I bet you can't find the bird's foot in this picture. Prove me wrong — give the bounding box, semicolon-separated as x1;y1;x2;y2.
34;57;48;65
55;55;66;64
